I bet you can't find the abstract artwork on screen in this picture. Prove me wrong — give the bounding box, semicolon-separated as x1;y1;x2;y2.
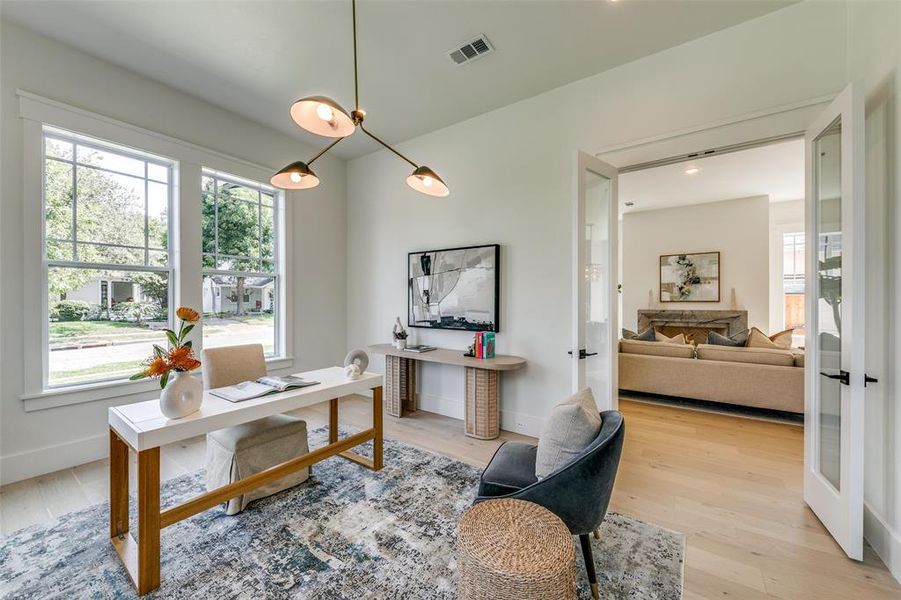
408;244;499;331
659;251;720;302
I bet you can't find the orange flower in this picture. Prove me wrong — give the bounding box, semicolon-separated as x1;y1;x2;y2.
176;307;200;323
168;345;201;372
143;356;171;379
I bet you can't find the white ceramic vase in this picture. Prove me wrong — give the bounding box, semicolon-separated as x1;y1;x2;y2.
160;371;203;419
395;339;407;350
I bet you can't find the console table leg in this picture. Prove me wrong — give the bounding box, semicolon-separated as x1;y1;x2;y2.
464;367;500;440
109;429;129;539
385;354;417;417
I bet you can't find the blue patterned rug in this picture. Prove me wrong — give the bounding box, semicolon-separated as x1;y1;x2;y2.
0;428;684;599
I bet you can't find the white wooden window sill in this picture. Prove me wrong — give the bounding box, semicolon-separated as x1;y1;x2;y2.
20;356;294;412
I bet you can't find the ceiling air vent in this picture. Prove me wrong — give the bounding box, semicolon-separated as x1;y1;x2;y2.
447;34;494;66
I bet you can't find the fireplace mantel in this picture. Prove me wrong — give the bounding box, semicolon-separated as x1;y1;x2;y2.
637;309;748;340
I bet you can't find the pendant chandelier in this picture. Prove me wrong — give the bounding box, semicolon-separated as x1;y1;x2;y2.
271;0;449;197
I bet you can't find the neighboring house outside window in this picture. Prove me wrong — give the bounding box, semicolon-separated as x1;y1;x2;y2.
43;127;173;387
201;170;281;357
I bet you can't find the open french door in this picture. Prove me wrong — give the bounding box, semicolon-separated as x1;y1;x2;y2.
803;84;866;560
572;151;619;411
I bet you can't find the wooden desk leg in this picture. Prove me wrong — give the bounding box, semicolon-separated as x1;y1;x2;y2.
373;386;384;470
109;429;129;538
464;367;500;440
329;398;339;443
137;447;161;595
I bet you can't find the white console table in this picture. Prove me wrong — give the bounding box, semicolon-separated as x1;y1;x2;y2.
368;344;526;440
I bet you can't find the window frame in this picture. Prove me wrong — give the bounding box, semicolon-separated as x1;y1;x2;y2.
200;168;285;359
19;91;294;411
41;127;176;390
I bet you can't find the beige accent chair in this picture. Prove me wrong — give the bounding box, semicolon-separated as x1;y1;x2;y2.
202;344;311;515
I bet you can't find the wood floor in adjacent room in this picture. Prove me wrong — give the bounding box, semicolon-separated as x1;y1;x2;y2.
1;397;898;599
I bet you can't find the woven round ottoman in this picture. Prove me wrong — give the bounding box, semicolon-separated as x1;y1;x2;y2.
457;499;576;600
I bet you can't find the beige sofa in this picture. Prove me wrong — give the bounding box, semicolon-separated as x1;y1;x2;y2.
618;339;804;413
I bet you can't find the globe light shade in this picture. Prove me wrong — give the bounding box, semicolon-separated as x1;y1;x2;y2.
289;96;355;138
270;161;320;190
406;166;449;197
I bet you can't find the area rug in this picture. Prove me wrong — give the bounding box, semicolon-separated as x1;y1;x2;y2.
0;428;684;599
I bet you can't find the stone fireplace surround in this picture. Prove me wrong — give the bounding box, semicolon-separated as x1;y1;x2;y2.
637;310;749;344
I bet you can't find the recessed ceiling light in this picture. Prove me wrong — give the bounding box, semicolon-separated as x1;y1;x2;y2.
684;166;701;175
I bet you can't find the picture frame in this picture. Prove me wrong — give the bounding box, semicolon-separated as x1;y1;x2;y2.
408;244;500;332
659;251;720;302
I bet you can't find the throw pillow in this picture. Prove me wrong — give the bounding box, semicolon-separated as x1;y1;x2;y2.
635;327;657;342
535;388;602;479
707;330;749;347
656;331;686;345
621;328;638;340
746;327;794;349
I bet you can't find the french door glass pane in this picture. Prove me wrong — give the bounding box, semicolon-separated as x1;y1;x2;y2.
815;117;842;491
584;169;611;408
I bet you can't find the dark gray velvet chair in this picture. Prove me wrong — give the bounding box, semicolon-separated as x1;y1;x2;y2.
474;410;625;599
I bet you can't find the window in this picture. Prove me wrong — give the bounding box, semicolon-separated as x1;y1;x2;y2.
43;127;173;387
201;170;281;357
783;232;805;341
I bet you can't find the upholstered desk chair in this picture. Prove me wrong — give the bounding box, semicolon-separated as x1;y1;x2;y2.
202;344;311;515
474;410;625;599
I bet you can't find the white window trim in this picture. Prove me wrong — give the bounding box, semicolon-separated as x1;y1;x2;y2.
18;91;295;411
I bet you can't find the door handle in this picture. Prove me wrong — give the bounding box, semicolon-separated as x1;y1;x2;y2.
819;370;850;386
568;349;598;359
865;374;879;387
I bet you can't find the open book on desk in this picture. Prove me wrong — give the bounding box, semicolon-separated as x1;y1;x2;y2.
210;375;320;403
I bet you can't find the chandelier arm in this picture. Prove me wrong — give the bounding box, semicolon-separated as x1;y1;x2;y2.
352;0;359;111
359;124;419;169
307;136;345;166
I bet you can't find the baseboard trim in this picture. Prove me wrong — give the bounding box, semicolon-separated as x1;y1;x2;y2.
864;500;901;585
0;433;108;485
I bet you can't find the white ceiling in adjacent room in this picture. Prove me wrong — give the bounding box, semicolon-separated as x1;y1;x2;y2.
1;0;794;158
619;138;805;214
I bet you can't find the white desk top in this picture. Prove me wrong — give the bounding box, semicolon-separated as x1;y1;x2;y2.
108;367;382;451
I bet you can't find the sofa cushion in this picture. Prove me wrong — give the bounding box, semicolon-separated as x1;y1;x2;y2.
535;388;601;479
621;328;638;340
792;351;805;367
478;441;539;497
707;330;749;347
697;344;795;366
635;327;657;342
656;331;687;345
620;339;696;359
747;327;794;350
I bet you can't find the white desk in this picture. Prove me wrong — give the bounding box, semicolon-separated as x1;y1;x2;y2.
107;366;384;595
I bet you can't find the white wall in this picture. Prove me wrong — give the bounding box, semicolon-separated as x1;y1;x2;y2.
0;20;348;483
345;1;847;436
847;0;901;584
621;196;770;333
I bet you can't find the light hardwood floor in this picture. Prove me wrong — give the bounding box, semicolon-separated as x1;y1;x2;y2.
1;397;898;599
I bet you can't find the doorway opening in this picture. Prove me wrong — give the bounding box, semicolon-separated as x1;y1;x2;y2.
615;137;806;423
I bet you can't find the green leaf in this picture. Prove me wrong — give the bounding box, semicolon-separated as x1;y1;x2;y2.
153;344;166;357
166;330;179;348
129;372;147;381
160;371;170;389
183;340;193;349
179;323;195;342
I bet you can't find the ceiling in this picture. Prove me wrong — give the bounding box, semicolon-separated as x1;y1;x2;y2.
619;138;804;213
2;0;793;159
